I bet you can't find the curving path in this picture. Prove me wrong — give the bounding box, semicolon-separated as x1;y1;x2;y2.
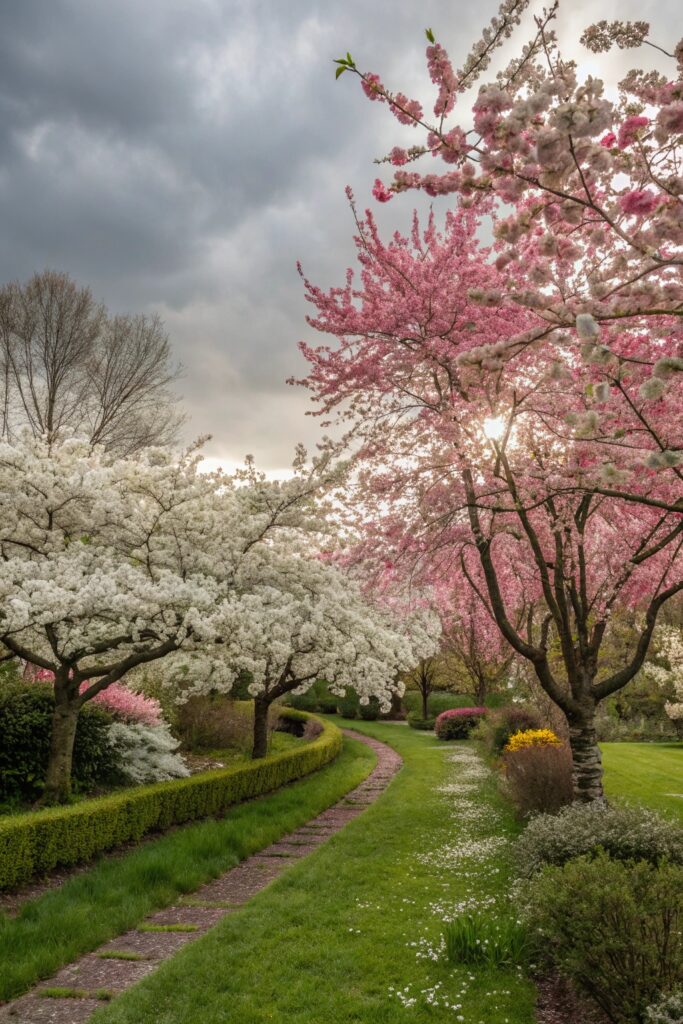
0;729;401;1024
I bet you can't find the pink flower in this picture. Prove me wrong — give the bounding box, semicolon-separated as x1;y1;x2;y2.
619;189;659;217
617;115;649;149
599;131;617;148
361;73;385;102
390;93;423;126
389;147;409;166
372;178;394;203
426;43;459;117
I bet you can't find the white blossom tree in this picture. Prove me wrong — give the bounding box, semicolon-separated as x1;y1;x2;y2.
0;435;341;801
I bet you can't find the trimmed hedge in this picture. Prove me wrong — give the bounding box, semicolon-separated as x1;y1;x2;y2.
0;709;341;891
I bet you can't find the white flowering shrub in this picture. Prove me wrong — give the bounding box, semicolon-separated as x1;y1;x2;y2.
644;991;683;1024
107;720;189;785
515;802;683;878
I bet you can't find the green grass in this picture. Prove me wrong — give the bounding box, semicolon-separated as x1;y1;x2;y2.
0;737;375;1002
92;721;535;1024
601;741;683;820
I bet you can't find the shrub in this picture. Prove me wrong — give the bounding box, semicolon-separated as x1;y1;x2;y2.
435;707;486;740
504;728;562;753
407;713;436;730
0;710;341;890
337;691;360;719
0;680;119;801
444;912;530;969
176;696;274;753
359;697;381;721
476;705;544;755
108;721;189;784
524;853;683;1023
515;801;683;878
502;743;573;817
644;991;683;1024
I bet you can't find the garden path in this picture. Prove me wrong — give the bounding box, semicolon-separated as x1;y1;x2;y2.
0;731;400;1024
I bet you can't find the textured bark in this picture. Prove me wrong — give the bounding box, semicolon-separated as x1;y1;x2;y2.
44;696;80;803
252;697;271;759
568;714;605;803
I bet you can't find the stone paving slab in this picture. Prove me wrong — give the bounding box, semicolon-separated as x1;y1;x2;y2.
96;929;196;959
0;996;105;1023
143;904;227;929
36;957;156;994
0;728;401;1023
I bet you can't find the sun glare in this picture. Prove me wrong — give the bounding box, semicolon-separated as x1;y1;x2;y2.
483;416;506;441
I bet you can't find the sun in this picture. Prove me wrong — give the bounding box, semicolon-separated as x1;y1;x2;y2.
483;416;506;441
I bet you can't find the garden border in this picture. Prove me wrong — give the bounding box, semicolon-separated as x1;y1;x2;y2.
0;710;342;890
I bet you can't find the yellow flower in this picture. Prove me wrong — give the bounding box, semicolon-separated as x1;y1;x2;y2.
504;728;562;753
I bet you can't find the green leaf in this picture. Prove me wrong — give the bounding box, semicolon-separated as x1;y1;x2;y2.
335;66;347;79
425;27;435;43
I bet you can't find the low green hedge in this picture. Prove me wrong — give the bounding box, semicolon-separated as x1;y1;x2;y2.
0;709;341;891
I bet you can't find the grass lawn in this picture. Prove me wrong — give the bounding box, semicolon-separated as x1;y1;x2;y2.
0;737;376;1002
92;721;536;1024
601;741;683;820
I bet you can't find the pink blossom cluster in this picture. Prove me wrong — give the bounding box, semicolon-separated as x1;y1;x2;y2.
426;43;458;117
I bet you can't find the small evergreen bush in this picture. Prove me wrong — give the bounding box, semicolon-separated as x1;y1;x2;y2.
0;680;119;801
515;801;683;878
407;713;436;730
524;853;683;1023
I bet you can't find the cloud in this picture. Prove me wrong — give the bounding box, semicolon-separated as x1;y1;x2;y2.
0;0;678;470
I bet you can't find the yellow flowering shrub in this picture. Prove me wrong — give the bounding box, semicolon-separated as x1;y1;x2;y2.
504;728;562;753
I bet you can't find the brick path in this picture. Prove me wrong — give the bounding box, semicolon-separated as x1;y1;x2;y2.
0;729;401;1024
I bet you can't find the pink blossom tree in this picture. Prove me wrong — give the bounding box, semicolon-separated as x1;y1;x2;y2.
295;192;682;800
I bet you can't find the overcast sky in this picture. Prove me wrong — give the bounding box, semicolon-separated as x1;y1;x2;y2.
0;0;677;473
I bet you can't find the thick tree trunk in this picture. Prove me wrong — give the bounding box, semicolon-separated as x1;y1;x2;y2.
421;689;429;720
567;712;604;803
44;694;81;803
252;697;271;759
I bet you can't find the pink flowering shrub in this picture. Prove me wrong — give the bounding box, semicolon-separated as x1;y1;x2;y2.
25;667;162;726
435;706;486;740
85;683;162;727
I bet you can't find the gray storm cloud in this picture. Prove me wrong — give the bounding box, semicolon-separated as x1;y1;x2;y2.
0;0;677;470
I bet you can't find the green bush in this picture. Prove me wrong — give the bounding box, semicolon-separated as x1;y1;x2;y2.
0;680;119;802
0;710;341;891
524;853;683;1023
337;691;360;719
407;713;436;731
515;801;683;878
359;697;381;721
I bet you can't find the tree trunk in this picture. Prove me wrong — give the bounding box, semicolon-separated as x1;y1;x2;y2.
44;694;81;803
252;697;271;759
567;712;604;802
421;688;429;720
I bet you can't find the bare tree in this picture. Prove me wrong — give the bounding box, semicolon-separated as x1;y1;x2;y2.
0;271;183;453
